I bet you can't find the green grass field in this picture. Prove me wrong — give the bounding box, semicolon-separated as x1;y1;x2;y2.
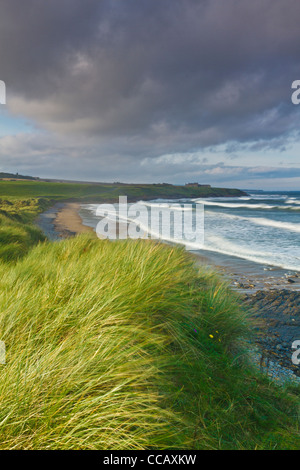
0;189;298;449
0;180;246;202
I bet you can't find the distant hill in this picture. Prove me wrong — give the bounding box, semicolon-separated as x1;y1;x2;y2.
0;172;38;181
0;179;247;201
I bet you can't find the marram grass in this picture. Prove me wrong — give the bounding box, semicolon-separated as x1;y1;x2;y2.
0;236;298;449
0;213;45;263
0;198;48;263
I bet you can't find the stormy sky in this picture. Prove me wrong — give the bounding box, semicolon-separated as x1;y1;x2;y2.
0;0;300;189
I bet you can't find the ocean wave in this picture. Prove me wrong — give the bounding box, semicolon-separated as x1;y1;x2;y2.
195;200;300;211
205;211;300;233
249;217;300;233
202;235;300;272
139;202;192;211
81;203;300;271
285;198;300;205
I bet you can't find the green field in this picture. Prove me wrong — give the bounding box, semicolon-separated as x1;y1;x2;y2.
0;180;246;202
0;185;298;449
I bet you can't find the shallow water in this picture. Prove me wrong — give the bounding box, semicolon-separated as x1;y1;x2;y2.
36;203;64;241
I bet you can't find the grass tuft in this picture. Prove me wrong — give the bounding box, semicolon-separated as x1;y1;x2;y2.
0;236;298;449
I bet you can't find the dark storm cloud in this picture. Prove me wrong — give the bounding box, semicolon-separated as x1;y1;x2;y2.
0;0;300;181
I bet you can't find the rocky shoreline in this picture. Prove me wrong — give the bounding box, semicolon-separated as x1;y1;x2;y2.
193;255;300;382
242;289;300;380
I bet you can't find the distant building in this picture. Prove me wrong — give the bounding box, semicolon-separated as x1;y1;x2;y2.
185;183;211;188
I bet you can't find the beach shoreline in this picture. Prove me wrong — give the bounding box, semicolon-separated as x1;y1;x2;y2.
36;202;94;240
54;202;94;237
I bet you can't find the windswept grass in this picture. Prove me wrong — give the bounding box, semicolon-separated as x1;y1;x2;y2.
0;197;50;222
0;236;298;449
0;213;45;263
0;198;48;263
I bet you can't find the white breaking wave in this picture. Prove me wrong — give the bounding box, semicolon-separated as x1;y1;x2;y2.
249;217;300;233
248;193;288;200
205;210;300;233
203;234;300;272
139;202;193;211
81;197;300;272
286;198;300;205
195;200;300;211
198;201;277;209
87;203;203;250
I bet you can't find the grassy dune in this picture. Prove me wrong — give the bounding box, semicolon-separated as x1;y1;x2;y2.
0;195;298;449
0;199;47;262
0;235;298;449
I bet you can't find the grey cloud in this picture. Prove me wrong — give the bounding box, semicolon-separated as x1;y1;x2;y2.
0;0;300;182
0;132;299;188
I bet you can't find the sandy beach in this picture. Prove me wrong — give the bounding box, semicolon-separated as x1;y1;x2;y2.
54;202;94;237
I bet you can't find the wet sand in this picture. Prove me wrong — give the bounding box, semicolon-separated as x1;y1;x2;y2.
192;250;300;293
54;203;94;237
36;202;94;240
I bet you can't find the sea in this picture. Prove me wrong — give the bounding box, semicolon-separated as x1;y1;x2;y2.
79;191;300;274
